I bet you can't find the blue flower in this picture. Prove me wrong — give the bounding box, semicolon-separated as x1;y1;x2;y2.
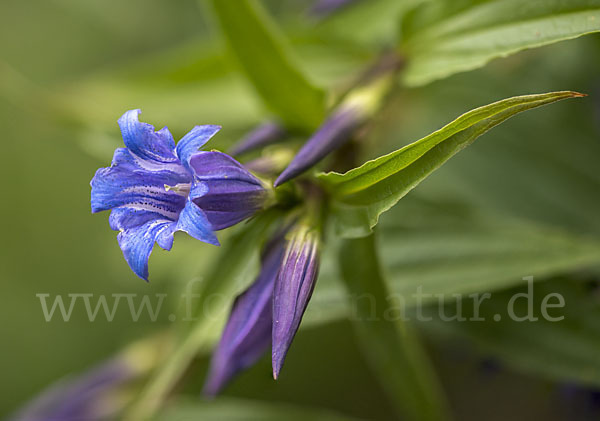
91;110;269;280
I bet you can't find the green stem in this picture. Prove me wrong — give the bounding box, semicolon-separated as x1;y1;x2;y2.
339;233;451;421
125;212;277;420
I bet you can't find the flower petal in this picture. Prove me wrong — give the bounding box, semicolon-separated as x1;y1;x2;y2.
190;151;268;230
190;151;262;184
117;219;177;281
91;148;189;216
175;125;221;170
203;241;284;396
118;110;178;163
175;183;219;246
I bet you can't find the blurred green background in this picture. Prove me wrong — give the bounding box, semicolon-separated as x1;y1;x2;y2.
2;0;600;419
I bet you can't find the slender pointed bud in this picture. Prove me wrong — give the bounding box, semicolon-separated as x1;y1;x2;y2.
274;67;395;187
309;0;359;18
274;107;363;187
272;225;321;379
229;121;287;156
203;240;285;396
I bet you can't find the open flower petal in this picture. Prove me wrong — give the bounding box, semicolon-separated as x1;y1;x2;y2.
175;182;219;246
91;148;189;215
118;109;178;163
117;219;177;281
175;125;221;170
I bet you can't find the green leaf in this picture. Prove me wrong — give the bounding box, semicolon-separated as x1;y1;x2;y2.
338;234;450;421
207;0;326;130
126;213;278;421
303;197;600;327
316;0;424;46
157;397;358;421
400;0;600;86
378;199;600;302
419;278;600;386
318;91;584;238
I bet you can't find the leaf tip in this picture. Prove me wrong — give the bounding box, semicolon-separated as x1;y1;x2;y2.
570;91;587;98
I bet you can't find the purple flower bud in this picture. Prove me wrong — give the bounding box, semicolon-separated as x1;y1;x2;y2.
309;0;360;18
203;238;285;396
229;121;287;156
272;226;320;379
11;358;134;421
274;107;363;187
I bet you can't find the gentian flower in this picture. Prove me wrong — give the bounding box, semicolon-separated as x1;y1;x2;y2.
272;224;321;378
91;110;270;280
203;237;285;396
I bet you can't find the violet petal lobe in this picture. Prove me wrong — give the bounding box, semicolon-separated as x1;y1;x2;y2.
274;107;363;187
190;151;270;230
272;227;320;379
175;124;221;170
203;241;285;396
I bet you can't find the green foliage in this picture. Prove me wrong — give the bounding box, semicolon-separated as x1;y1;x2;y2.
339;234;450;421
127;213;278;420
319;91;583;237
400;0;600;86
157;398;358;421
306;197;600;323
207;0;326;130
4;0;600;419
420;279;600;386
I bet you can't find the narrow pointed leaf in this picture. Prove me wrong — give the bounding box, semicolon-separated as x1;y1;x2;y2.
207;0;326;130
400;0;600;86
339;233;450;421
318;91;584;237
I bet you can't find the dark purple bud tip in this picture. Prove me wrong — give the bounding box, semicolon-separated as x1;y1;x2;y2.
202;240;285;396
309;0;360;18
274;107;363;187
229;121;287;156
272;226;320;379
